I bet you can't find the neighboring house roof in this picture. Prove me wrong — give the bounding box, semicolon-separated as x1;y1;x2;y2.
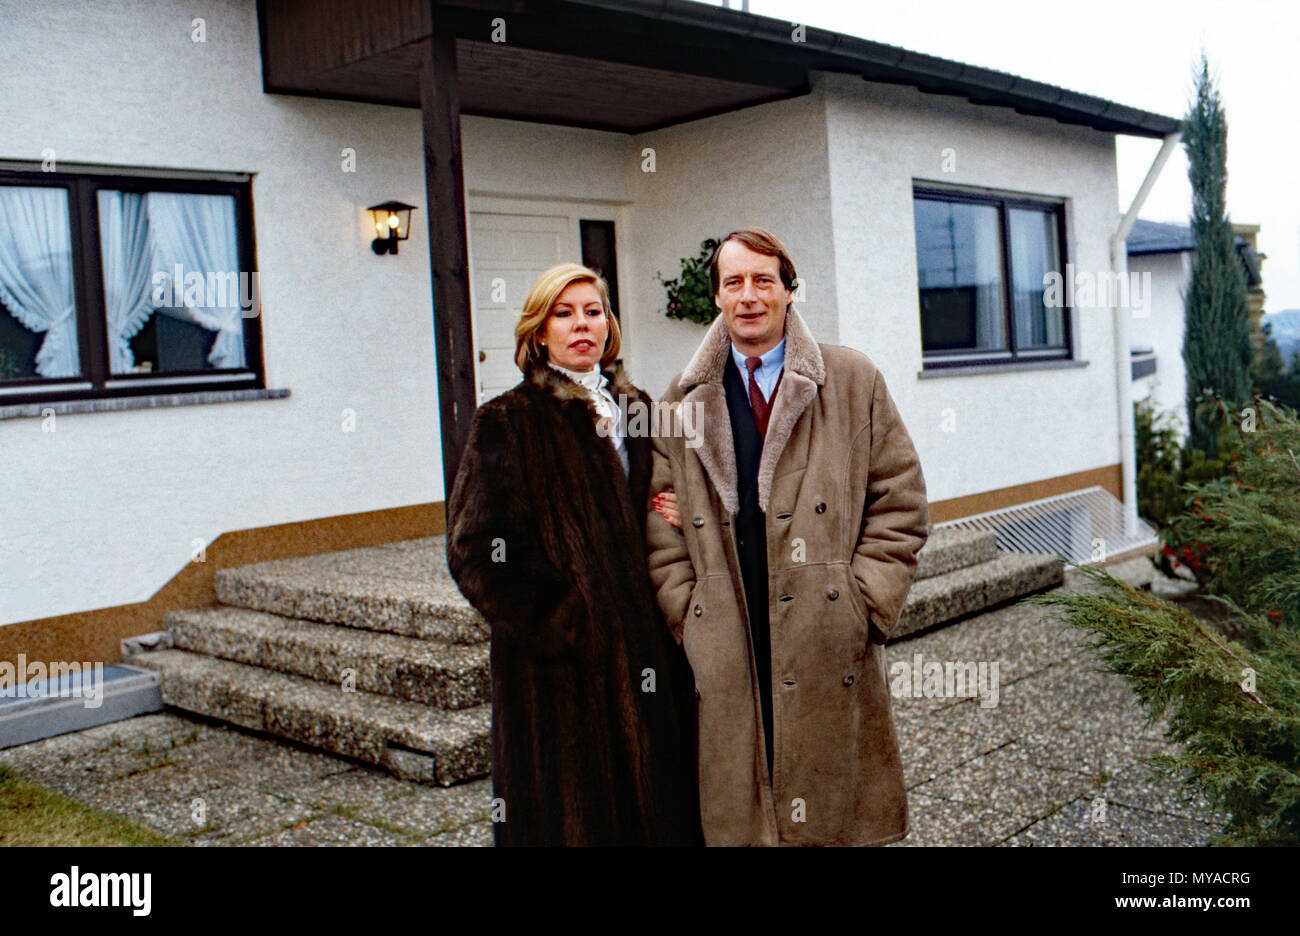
1127;219;1262;286
258;0;1182;138
1126;219;1200;254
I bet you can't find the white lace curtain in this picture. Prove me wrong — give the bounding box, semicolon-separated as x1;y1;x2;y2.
0;185;80;378
98;190;156;374
0;185;245;379
144;192;246;370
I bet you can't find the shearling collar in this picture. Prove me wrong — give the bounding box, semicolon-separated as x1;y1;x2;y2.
680;305;825;389
678;306;825;515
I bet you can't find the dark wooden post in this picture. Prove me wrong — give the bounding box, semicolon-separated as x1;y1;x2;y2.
419;23;476;509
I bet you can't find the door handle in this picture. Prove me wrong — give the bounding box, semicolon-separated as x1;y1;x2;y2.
479;350;486;362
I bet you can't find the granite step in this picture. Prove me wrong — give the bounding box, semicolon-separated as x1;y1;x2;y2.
212;527;995;643
894;550;1064;640
165;606;489;710
914;526;998;581
124;649;490;786
215;536;488;644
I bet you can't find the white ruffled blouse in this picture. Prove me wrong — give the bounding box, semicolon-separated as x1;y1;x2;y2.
547;360;629;477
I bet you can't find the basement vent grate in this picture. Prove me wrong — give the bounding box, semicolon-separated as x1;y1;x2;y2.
935;486;1158;565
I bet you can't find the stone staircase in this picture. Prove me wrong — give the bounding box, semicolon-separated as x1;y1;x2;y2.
125;528;1060;785
899;525;1063;638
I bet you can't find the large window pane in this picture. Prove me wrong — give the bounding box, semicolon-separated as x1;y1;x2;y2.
914;198;1006;352
99;190;246;375
0;185;80;380
1008;207;1065;349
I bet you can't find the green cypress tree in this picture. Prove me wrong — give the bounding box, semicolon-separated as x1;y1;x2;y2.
1182;51;1253;456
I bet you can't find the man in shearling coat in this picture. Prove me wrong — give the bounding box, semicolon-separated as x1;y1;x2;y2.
646;227;931;846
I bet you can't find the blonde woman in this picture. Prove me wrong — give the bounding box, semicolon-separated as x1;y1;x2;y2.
446;263;701;846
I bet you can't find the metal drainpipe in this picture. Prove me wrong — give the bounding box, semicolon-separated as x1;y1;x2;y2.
1111;130;1181;541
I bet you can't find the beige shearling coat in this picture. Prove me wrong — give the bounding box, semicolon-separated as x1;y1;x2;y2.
646;307;931;846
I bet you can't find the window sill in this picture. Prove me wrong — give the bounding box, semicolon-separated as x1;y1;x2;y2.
917;359;1088;379
0;387;290;420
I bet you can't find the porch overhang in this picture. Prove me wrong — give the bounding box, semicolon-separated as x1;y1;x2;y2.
257;0;1181;137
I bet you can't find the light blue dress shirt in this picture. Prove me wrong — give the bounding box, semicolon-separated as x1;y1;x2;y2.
730;337;786;402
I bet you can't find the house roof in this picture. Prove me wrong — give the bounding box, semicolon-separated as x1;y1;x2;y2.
1127;219;1201;253
1127;219;1262;286
258;0;1182;137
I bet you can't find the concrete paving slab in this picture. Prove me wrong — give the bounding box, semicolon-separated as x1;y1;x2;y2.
908;741;1102;819
896;721;1010;789
414;821;494;846
245;813;408;846
892;791;1032;846
1003;796;1216;847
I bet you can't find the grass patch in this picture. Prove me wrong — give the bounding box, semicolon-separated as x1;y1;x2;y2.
0;766;181;846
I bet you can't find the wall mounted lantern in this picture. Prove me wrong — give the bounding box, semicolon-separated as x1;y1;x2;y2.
368;200;417;255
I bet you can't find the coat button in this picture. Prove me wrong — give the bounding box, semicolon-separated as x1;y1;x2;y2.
693;604;702;616
843;674;855;687
815;501;827;513
692;515;705;528
827;588;839;600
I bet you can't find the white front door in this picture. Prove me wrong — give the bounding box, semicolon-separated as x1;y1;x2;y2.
468;210;578;404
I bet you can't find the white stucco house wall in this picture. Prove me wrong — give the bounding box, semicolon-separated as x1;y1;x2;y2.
0;0;1181;666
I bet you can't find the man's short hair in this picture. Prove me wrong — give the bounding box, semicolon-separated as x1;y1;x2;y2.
707;227;799;297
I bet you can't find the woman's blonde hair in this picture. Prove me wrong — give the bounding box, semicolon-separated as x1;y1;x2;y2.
514;262;621;372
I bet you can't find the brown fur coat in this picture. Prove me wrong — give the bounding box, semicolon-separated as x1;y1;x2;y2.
446;357;702;846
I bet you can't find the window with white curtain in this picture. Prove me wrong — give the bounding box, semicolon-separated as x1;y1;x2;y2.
0;185;80;382
0;169;259;404
913;185;1070;367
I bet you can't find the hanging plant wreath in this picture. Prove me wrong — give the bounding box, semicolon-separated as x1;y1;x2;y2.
657;238;720;325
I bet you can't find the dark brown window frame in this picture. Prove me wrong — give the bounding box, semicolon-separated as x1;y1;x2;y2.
913;183;1073;369
0;166;264;406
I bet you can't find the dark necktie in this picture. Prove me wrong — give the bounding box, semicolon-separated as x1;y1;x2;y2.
746;356;772;439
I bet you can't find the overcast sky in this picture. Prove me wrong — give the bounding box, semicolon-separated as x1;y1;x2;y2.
719;0;1300;313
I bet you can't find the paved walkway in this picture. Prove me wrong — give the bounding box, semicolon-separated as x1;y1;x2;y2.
892;558;1223;846
0;558;1224;845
